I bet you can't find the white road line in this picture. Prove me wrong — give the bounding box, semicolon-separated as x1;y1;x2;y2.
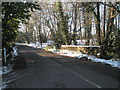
65;68;102;88
51;60;102;88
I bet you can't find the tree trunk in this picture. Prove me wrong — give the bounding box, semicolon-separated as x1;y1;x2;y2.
73;3;78;45
103;2;106;38
38;14;42;47
100;7;115;59
96;2;101;45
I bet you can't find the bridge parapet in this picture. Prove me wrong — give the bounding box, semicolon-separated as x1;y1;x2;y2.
61;45;101;56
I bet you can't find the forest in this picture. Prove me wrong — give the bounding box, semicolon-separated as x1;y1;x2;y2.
1;1;120;89
2;1;120;65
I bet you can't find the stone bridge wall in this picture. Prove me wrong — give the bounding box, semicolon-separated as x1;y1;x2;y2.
61;45;101;55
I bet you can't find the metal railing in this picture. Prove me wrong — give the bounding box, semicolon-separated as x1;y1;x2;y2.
0;49;2;60
2;47;16;67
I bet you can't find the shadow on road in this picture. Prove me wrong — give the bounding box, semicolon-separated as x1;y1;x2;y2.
11;45;119;88
14;55;27;70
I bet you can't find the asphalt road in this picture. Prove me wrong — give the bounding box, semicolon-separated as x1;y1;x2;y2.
13;45;119;88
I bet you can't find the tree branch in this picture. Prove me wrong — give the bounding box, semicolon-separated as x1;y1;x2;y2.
100;2;120;13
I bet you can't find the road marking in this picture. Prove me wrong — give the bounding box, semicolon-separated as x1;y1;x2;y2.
65;68;102;88
51;60;102;88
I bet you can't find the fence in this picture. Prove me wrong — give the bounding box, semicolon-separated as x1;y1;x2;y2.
3;47;16;66
0;49;2;67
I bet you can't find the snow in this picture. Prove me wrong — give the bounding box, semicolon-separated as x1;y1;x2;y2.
76;39;97;45
28;43;37;48
0;66;13;76
1;66;14;89
0;66;13;90
27;42;47;49
1;66;13;75
16;42;119;69
16;42;48;49
48;49;120;69
16;40;54;48
0;46;18;89
15;43;28;45
12;46;18;57
47;40;54;46
61;45;100;47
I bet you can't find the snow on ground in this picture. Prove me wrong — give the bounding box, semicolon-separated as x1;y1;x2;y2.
0;66;13;89
16;42;48;49
76;39;97;45
48;49;120;69
16;42;120;69
27;42;47;49
0;66;13;76
12;46;18;57
16;43;28;45
1;66;14;89
0;46;18;76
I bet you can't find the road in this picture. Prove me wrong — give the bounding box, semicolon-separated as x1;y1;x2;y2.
13;45;119;88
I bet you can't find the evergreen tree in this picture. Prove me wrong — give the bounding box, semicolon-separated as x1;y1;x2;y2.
2;2;40;65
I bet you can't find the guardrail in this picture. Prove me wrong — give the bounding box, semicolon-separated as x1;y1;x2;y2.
3;47;16;65
3;48;11;64
0;49;2;61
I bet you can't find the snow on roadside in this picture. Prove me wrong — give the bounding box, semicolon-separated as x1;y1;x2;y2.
12;46;18;57
0;66;13;76
16;43;120;69
16;42;48;49
48;49;120;69
0;66;14;89
15;43;28;45
28;43;37;48
27;42;47;49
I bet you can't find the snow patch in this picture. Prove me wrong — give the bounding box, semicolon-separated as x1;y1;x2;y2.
2;66;13;75
1;66;15;89
16;42;120;69
48;49;120;69
20;42;48;49
0;66;13;76
12;46;18;57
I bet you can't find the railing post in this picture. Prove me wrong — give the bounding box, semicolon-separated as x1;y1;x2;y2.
4;48;6;64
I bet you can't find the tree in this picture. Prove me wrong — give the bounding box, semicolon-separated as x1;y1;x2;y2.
2;2;40;65
93;2;101;45
72;2;78;45
103;2;106;38
100;2;120;59
2;2;40;47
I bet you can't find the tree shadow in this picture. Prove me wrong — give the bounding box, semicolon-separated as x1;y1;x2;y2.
13;54;27;70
